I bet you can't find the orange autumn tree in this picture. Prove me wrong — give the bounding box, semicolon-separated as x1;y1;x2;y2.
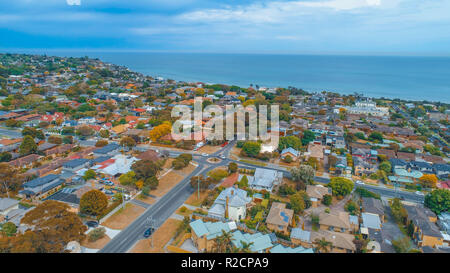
419;174;438;188
149;121;172;141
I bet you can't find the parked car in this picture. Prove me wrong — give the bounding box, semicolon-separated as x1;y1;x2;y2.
355;180;364;185
85;221;99;228
415;191;424;196
143;227;155;238
202;153;208;157
104;189;114;195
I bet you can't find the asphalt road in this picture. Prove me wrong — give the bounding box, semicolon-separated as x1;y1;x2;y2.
100;142;425;253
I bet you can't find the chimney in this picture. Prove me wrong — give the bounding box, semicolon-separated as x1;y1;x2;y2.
225;196;229;219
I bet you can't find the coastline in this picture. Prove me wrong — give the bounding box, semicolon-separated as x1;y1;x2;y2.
4;50;450;104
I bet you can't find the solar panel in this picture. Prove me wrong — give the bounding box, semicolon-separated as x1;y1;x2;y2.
280;211;289;222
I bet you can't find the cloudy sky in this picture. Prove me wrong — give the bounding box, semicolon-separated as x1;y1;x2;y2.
1;0;450;54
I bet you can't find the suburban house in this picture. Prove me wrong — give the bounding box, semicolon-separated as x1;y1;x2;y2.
189;219;274;253
306;185;331;207
307;143;324;161
208;185;251;221
0;198;20;218
280;147;300;161
361;197;385;222
231;230;274;253
291;228;356;253
352;148;378;163
361;212;382;231
62;158;90;172
266;202;294;234
353;156;378;177
189;219;236;252
388;168;423;185
433;164;450;180
246;168;283;192
404;205;443;248
319;210;357;234
93;143;120;157
19;174;64;199
389;158;408;170
409;161;434;174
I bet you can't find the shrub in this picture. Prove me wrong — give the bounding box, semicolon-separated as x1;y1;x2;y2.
88;227;106;242
322;194;332;206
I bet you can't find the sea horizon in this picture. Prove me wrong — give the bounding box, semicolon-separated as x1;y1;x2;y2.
4;50;450;104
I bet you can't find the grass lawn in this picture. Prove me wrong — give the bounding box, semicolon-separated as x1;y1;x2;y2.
130;218;181;253
239;159;267;167
176;206;193;217
185;189;211;207
150;171;184;197
197;145;222;154
102;203;145;230
162;158;175;170
137;194;156;205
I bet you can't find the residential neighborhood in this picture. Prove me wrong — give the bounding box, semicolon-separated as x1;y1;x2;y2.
0;53;449;254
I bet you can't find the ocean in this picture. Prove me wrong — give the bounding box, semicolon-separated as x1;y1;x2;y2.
17;51;450;103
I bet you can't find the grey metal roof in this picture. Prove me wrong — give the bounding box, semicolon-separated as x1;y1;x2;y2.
23;174;60;188
94;143;120;154
0;198;19;211
362;213;382;230
62;158;89;168
290;228;311;242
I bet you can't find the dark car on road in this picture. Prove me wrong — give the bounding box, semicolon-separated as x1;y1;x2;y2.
86;221;99;228
143;227;155;238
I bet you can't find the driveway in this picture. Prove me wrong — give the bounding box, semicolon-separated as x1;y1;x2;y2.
382;204;405;241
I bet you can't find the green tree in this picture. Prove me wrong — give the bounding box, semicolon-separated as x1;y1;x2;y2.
119;171;137;186
22;127;44;139
314;237;333;253
290;164;315;185
392;236;412;253
79;190;108;216
301;130;315;146
424;189;450;215
344;200;358;215
238;175;249;188
290;191;306;214
99;129;110;138
368;132;383;143
379;161;392;174
241;141;261;158
327;177;354;197
0;152;12;162
278;136;302;151
228;162;238;173
19;135;37;155
1;222;17;237
322;194;332;206
82;169;96;181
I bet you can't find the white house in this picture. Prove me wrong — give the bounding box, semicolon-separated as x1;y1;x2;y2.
208;185;251;221
243;168;283;192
